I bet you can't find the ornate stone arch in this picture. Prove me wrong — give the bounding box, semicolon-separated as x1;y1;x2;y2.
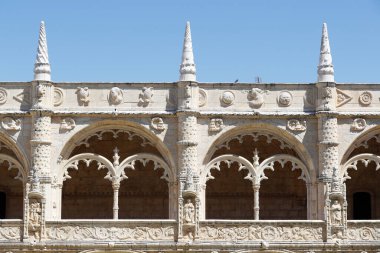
61;153;116;184
118;153;174;183
58;120;175;172
341;125;380;165
202;154;256;186
258;154;311;184
0;153;26;182
341;153;380;182
0;132;28;181
203;123;315;181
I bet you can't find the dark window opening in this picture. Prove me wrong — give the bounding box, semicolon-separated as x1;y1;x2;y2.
353;192;371;219
0;192;6;219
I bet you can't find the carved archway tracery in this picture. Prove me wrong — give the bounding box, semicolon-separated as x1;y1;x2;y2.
203;153;310;186
61;152;173;185
341;153;380;182
0;153;26;182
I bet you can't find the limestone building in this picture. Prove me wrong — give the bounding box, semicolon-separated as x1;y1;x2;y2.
0;21;378;253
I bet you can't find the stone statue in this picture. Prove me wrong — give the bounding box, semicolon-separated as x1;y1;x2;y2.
76;87;90;105
331;200;342;225
29;199;41;239
183;199;195;224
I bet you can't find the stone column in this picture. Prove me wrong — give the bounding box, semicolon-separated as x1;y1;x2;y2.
253;184;260;220
177;81;199;241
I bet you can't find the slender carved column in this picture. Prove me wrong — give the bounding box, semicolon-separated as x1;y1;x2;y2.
177;21;199;241
316;23;346;240
253;184;260;220
112;181;120;220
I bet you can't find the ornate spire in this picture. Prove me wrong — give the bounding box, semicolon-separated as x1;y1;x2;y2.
34;21;51;81
318;23;334;83
179;21;196;82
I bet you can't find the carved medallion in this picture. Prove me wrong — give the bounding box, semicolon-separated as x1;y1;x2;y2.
303;88;316;106
0;88;7;105
60;118;76;132
151;117;165;131
287;119;307;132
76;87;90;106
209;118;224;132
139;87;154;105
358;91;372;106
1;117;21;131
220;91;235;106
53;87;64;106
199;88;207;107
247;88;269;108
108;87;123;105
336;88;352;107
277;91;293;107
351;118;366;132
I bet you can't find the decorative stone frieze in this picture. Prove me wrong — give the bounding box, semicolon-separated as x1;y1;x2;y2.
277;91;293;107
220;90;235;107
76;87;90;105
1;117;21;131
247;88;268;108
287;119;306;132
208;118;224;133
351;118;367;131
358;91;372;106
108;87;123;105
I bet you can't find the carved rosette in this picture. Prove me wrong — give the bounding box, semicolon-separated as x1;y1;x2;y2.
351;118;367;132
358;91;372;106
277;90;293;107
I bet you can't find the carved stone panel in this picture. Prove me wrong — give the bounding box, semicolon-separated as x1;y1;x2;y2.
351;118;366;132
220;91;235;107
358;91;372;106
247;88;268;108
108;87;123;105
287;119;306;132
1;117;21;131
76;87;90;106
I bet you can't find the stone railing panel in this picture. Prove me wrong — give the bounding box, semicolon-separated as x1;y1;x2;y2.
347;221;380;241
45;220;175;241
199;220;324;242
0;220;22;241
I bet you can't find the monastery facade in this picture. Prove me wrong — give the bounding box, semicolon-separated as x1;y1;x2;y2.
0;21;379;253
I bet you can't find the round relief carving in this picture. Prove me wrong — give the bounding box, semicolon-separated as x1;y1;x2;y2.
108;87;123;105
358;91;372;106
0;88;7;105
53;87;64;106
277;90;293;107
220;91;235;106
199;88;207;107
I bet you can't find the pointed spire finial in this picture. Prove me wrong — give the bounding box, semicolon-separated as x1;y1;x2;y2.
34;21;51;81
179;21;196;82
318;23;334;83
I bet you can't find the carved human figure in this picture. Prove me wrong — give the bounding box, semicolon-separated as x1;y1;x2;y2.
29;199;41;239
183;199;195;224
36;84;46;101
331;200;342;225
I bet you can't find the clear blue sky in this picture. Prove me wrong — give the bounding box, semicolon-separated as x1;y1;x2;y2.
0;0;379;83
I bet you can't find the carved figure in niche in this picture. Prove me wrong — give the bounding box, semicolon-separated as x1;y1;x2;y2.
331;200;342;225
1;117;21;131
247;88;268;108
209;118;224;132
185;85;192;98
60;118;76;132
287;119;306;132
76;87;90;105
151;117;165;131
108;87;123;105
28;199;41;239
183;199;195;224
351;118;366;132
277;91;293;107
139;87;154;105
